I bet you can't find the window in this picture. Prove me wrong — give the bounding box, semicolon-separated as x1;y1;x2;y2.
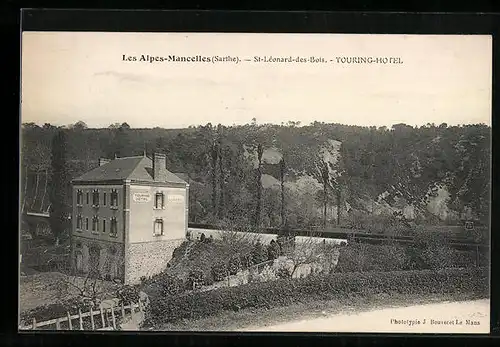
76;190;83;205
76;215;83;230
153;218;164;236
102;219;106;233
86;192;89;205
85;218;89;230
92;216;99;232
155;192;164;209
110;217;118;237
111;189;118;208
103;193;107;206
92;190;99;207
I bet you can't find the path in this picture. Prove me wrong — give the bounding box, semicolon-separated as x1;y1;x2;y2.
239;299;490;334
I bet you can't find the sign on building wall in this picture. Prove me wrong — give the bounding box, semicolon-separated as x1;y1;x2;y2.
168;194;184;204
133;192;152;203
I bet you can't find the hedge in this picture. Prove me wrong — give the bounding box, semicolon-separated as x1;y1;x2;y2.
335;243;483;273
144;267;489;326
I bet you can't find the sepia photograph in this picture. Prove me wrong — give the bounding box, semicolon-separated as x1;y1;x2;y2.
19;31;491;333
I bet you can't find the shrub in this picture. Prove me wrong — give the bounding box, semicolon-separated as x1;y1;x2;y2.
172;245;183;260
159;275;185;296
256;265;277;282
187;269;205;290
421;245;457;270
228;255;242;276
335;244;369;272
267;240;280;261
276;266;292;279
200;233;206;242
203;272;215;286
211;261;229;282
247;269;259;283
20;296;84;325
116;285;140;305
251;242;268;264
241;253;254;269
336;241;469;273
145;267;489;326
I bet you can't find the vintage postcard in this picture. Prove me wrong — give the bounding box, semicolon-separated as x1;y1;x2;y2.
19;31;491;334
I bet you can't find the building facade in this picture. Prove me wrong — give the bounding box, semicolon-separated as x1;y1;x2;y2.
71;153;188;284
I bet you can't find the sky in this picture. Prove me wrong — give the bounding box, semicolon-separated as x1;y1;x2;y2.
21;32;492;129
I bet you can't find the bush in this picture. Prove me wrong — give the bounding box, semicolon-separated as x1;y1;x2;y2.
116;285;140;305
336;241;472;273
200;233;206;242
276;266;292;279
241;253;254;269
256;265;277;283
145;267;489;326
203;272;215;286
20;296;85;326
158;275;185;296
228;256;242;276
211;261;229;282
267;241;280;261
420;245;457;270
187;269;205;290
251;242;268;264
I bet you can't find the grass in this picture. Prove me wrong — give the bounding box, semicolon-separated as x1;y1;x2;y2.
149;291;488;332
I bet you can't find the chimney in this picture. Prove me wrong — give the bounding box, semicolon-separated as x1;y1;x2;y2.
153;153;167;182
99;158;111;166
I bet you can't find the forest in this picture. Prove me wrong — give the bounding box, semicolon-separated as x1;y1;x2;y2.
20;120;491;240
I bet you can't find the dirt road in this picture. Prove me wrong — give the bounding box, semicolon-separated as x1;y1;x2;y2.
239;299;490;334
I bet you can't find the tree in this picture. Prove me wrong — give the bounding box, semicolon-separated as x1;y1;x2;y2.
218;138;225;219
56;267;113;307
267;239;280;260
210;141;219;216
107;125;132;158
288;234;337;277
254;143;264;229
73;121;88;130
321;161;329;228
251;241;268;264
280;158;286;228
49;129;70;245
56;246;126;308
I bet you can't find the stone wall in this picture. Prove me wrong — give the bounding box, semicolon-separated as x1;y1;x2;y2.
188;228;278;244
125;239;185;285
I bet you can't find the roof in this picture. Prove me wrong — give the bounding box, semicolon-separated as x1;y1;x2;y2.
72;156;187;185
22;170;51;214
172;172;190;183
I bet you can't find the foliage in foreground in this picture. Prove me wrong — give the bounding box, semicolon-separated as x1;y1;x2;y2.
20;283;140;328
144;267;489;326
335;234;487;273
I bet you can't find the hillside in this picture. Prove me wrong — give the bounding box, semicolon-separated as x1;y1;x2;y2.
20;121;491;232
